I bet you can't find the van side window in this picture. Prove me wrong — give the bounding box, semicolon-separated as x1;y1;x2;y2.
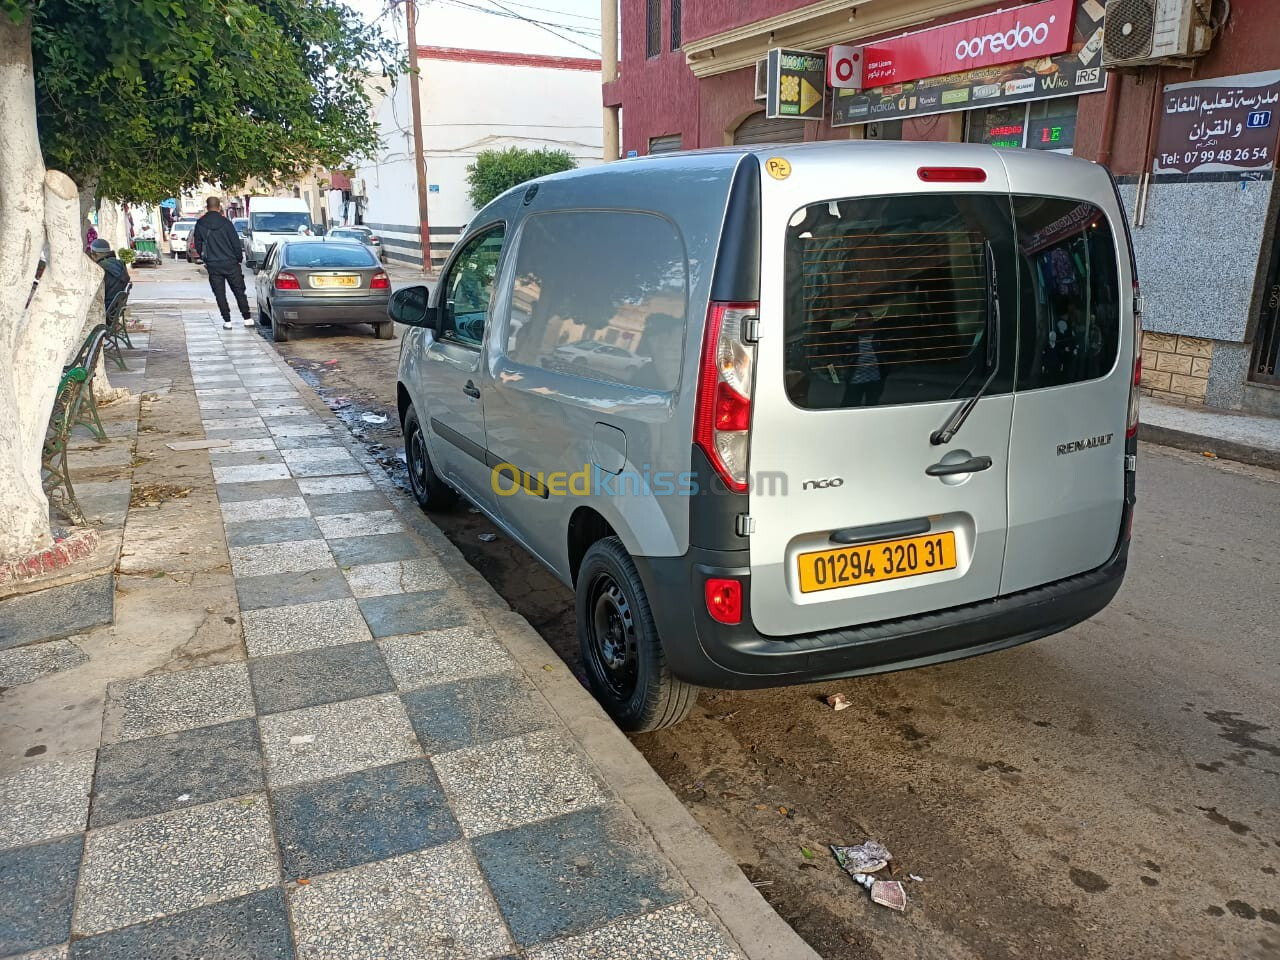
1012;198;1120;389
783;194;1016;410
441;227;506;347
503;211;688;392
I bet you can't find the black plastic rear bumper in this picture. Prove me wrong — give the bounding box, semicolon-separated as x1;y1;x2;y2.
633;514;1131;690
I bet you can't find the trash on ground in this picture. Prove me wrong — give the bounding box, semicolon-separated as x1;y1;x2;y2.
1202;450;1217;458
779;805;795;818
289;734;316;745
909;873;924;882
360;412;388;424
177;794;191;802
831;840;892;875
870;880;908;911
478;533;497;542
826;693;852;711
800;846;817;860
323;359;338;365
751;880;774;887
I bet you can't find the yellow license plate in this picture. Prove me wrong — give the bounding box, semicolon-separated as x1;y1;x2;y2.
797;531;957;594
312;275;359;287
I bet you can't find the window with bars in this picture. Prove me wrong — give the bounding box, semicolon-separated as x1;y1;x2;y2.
670;0;681;50
784;194;1017;410
646;0;660;57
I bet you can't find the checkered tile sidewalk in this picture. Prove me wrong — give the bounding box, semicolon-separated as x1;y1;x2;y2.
0;315;742;960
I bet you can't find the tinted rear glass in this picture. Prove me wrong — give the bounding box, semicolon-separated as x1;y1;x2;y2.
784;194;1016;410
504;210;688;392
284;243;376;268
1012;197;1120;389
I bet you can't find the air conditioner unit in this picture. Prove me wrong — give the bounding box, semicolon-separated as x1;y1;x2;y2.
349;177;366;198
754;58;767;101
1102;0;1213;67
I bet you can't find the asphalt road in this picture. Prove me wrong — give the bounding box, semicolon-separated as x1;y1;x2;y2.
138;265;1280;960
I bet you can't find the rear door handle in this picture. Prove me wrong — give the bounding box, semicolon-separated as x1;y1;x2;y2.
462;380;480;399
925;455;992;477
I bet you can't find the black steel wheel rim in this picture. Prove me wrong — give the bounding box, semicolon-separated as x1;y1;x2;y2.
587;572;638;701
408;426;429;498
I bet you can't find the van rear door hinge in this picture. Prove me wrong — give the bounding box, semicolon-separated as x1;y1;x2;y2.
735;514;755;536
742;317;761;344
1125;454;1137;472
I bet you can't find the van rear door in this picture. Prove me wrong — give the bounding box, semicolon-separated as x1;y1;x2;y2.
998;157;1134;593
746;152;1018;637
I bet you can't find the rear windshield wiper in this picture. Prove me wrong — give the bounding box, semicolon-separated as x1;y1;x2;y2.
931;240;1001;446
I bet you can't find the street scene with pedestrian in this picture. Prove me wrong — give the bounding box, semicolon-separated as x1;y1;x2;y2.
1;1;1278;959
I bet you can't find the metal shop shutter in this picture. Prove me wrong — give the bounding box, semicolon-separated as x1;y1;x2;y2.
648;134;683;154
733;112;806;146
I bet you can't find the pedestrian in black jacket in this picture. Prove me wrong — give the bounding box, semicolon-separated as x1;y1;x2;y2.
193;197;252;330
88;238;130;312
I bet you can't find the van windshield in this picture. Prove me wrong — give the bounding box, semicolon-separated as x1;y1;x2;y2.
251;211;310;234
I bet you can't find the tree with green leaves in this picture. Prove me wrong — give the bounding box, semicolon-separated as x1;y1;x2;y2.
0;0;398;560
466;146;577;209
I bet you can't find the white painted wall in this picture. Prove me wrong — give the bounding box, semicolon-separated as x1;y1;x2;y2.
355;55;602;266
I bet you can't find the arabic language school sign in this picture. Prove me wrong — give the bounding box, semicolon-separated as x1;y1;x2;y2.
832;0;1105;127
1155;70;1280;174
766;48;826;121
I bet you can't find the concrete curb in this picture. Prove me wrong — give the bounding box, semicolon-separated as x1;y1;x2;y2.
1139;421;1280;470
259;334;823;960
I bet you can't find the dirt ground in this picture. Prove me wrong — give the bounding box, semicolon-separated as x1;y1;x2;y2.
269;322;1280;960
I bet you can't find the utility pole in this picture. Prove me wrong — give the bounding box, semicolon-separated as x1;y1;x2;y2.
404;0;432;274
601;0;619;161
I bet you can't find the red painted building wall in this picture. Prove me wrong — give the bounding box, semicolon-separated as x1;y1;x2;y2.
618;0;1280;167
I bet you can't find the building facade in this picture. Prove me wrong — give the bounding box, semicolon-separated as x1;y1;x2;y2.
606;0;1280;413
354;46;603;269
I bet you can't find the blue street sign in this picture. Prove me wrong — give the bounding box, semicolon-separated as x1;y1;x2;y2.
626;150;638;158
428;184;439;193
1247;110;1272;128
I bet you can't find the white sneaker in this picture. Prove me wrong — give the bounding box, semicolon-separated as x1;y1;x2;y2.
222;320;232;330
243;317;254;327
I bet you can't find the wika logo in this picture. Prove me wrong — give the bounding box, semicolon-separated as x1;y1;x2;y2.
955;15;1056;62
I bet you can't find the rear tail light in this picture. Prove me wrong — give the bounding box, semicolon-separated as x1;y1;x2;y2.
274;272;301;290
369;236;380;243
1127;282;1142;439
918;166;987;183
704;578;742;625
370;271;390;290
694;301;758;493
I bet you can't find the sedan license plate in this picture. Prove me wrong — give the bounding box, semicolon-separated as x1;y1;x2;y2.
797;531;957;594
311;275;359;288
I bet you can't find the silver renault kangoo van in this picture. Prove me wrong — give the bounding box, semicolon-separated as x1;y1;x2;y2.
391;141;1140;731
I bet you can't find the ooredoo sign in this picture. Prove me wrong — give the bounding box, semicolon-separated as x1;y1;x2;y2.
829;0;1075;90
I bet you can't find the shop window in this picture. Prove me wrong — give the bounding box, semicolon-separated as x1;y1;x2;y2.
670;0;681;50
966;98;1078;154
646;0;660;57
866;120;903;141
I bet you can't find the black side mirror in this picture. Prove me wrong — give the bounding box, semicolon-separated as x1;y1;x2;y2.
389;285;435;330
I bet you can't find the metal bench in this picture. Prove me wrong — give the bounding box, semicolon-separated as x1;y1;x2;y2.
64;324;110;442
104;283;133;369
43;366;94;525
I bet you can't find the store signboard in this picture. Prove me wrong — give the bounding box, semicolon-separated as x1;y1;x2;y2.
766;48;826;121
836;0;1075;90
1154;70;1280;174
832;0;1105;127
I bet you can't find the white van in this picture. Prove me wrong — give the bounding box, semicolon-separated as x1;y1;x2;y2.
390;141;1140;731
245;197;314;269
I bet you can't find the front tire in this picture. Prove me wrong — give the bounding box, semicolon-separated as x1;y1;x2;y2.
577;537;699;731
403;405;458;511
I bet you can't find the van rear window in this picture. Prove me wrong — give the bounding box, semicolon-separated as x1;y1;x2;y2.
784;194;1016;410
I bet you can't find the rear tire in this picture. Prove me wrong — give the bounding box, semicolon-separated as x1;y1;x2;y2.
403;405;458;511
272;317;289;342
375;320;395;340
576;537;699;731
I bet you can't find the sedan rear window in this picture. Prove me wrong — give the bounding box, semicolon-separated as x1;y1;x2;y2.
284;244;376;268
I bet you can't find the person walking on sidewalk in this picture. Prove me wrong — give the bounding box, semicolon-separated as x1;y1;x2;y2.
192;197;252;330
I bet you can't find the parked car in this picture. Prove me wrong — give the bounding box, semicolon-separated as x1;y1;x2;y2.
390;141;1140;732
544;341;652;375
330;225;385;262
255;238;392;343
244;197;313;269
167;220;195;258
